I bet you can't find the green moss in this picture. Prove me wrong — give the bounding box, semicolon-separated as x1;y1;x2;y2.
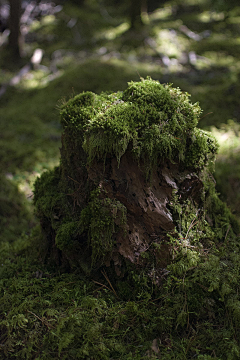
2;222;240;359
34;167;70;231
79;189;127;265
60;91;96;133
34;173;127;265
0;174;34;244
27;78;240;359
59;78;218;174
55;221;80;251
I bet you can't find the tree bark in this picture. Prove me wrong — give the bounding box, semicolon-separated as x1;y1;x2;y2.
8;0;22;59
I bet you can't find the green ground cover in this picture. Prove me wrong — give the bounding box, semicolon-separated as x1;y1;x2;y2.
1;0;240;358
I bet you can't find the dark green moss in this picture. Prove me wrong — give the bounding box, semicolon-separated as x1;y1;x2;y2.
85;193;127;265
55;221;80;251
33;167;70;230
0;174;34;243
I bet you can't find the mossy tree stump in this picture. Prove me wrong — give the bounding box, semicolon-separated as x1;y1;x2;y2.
34;78;238;279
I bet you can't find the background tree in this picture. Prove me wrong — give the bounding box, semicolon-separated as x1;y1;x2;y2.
8;0;21;59
130;0;144;30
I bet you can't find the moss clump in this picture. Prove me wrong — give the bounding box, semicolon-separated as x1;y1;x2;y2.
61;78;218;173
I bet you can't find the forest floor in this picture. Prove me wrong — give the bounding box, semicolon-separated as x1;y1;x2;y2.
1;0;240;358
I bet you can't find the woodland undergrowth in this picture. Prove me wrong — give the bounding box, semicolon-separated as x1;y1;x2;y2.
1;80;240;359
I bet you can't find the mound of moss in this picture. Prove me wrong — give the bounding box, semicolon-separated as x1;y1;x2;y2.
2;78;239;359
33;78;222;272
60;77;216;171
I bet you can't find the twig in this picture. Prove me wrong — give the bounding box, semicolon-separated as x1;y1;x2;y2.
27;310;53;329
67;176;81;185
185;211;199;239
199;112;213;120
224;225;231;241
27;310;42;322
92;280;113;294
101;269;118;298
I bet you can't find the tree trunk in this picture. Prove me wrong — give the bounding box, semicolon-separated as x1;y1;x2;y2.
8;0;22;59
130;0;144;30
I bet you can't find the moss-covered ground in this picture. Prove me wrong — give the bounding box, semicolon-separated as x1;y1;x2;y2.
1;0;240;358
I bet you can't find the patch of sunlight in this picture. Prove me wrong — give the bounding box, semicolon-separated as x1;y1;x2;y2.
41;14;56;26
211;120;240;156
98;22;129;41
11;159;59;201
198;11;225;23
229;6;240;17
202;52;237;68
28;14;57;35
180;0;208;5
150;6;172;21
227;16;240;24
155;29;187;58
141;11;149;25
193;56;211;70
163;62;184;74
29;19;41;32
200;51;240;73
18;69;63;90
53;52;78;69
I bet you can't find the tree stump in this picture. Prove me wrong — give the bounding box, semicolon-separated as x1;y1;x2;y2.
34;78;238;279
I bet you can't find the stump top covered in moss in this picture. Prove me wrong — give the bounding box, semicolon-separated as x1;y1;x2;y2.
60;77;217;172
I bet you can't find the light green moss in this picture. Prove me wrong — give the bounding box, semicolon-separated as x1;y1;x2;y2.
60;78;218;176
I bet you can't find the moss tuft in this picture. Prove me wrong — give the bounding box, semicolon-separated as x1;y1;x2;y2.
58;78;219;174
77;78;218;173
